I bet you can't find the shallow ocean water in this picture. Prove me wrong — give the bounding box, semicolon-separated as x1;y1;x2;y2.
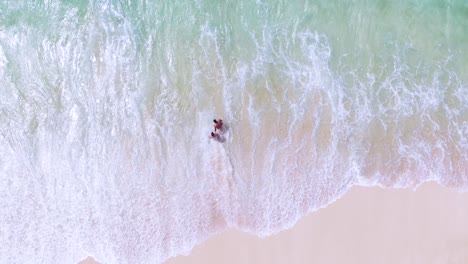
0;0;467;263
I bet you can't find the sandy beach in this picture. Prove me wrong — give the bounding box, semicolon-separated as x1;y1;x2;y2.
162;182;468;264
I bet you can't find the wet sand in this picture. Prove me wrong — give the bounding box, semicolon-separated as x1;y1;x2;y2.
165;182;468;264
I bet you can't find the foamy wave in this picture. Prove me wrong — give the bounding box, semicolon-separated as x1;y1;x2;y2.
0;1;467;264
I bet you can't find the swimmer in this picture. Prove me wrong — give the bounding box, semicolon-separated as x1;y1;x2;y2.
209;132;220;140
213;119;223;132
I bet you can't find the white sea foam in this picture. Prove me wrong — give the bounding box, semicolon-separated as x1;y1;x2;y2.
0;1;467;263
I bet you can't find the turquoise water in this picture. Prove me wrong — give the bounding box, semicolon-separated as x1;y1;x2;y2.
0;1;467;263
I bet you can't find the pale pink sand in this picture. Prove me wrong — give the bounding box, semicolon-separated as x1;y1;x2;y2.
78;257;99;264
165;183;468;264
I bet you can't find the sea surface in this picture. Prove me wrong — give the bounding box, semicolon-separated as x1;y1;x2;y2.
0;0;467;263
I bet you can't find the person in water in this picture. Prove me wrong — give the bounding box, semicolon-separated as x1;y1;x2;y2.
213;119;223;132
209;132;219;140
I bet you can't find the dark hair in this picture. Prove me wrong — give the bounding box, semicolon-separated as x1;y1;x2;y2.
211;132;215;136
213;119;218;123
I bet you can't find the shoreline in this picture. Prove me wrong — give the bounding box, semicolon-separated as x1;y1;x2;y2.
78;182;468;264
165;182;468;264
